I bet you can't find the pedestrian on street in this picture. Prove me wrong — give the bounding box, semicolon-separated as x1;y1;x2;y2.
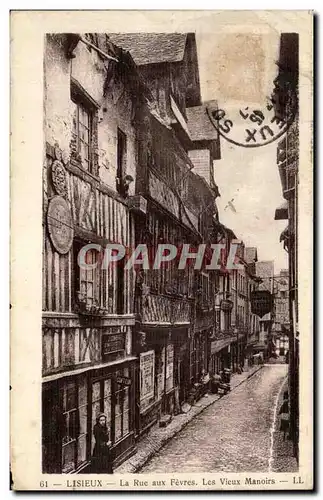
200;369;210;396
210;371;221;394
92;413;113;473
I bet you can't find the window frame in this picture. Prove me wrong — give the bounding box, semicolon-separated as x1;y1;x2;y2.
70;78;99;177
60;375;89;474
91;369;132;446
73;239;102;311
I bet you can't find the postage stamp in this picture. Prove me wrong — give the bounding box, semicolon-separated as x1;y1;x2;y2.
10;10;313;492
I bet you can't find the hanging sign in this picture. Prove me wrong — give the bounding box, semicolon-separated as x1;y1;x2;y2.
220;299;233;312
250;290;273;318
47;196;74;254
115;375;132;386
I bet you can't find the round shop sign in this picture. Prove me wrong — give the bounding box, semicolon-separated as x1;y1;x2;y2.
51;160;68;196
47;196;74;254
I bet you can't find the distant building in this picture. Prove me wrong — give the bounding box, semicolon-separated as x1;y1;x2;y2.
273;270;290;356
244;247;261;361
254;261;275;358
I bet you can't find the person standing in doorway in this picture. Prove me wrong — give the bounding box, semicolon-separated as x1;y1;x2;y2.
92;413;113;473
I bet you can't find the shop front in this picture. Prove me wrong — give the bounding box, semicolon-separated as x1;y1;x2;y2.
42;356;136;474
189;329;210;384
175;330;190;407
209;336;235;375
135;325;190;435
42;322;137;474
135;327;171;435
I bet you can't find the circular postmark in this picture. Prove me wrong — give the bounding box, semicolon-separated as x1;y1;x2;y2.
207;92;296;148
47;196;74;254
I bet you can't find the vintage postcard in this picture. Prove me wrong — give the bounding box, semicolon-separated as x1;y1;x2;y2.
10;10;313;491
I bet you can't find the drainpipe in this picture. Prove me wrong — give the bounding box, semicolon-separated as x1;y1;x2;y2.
235;270;238;370
163;331;169;415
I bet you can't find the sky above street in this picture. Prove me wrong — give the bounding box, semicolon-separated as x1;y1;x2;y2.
197;28;289;273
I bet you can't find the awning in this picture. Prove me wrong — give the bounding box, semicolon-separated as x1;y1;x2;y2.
252;343;267;351
210;333;244;354
275;201;288;220
43;356;138;383
211;338;232;354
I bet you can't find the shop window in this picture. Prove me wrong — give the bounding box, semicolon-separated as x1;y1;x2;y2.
61;376;88;473
91;380;104;454
165;344;174;393
90;377;113;454
114;368;131;443
91;369;131;450
70;80;98;176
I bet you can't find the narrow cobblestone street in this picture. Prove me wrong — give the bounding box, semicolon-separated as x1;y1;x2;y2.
140;365;291;473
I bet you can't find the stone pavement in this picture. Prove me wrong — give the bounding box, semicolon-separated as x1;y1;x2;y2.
114;365;263;474
271;378;298;473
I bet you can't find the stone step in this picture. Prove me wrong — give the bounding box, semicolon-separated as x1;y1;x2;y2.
159;414;172;428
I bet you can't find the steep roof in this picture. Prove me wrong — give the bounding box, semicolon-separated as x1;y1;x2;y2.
215;222;237;241
256;261;274;278
186;101;219;142
245;247;258;263
256;261;274;293
108;33;188;65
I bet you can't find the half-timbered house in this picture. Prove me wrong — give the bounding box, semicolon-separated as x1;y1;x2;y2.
133;93;200;433
185;102;222;385
273;32;299;461
42;33;155;473
110;33;221;432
